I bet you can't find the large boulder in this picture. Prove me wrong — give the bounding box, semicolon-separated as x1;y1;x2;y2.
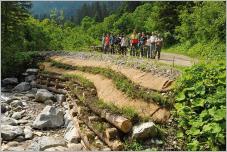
25;75;36;82
32;106;64;129
1;125;24;141
132;122;158;140
35;89;54;103
13;82;31;92
2;78;18;86
26;68;39;75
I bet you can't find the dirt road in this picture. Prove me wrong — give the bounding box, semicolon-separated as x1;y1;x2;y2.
159;52;198;67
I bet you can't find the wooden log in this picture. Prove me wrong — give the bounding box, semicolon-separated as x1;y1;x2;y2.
35;84;66;94
38;73;69;81
104;128;118;141
85;102;132;133
82;118;124;151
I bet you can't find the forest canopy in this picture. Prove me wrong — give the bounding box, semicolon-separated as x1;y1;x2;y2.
1;1;226;77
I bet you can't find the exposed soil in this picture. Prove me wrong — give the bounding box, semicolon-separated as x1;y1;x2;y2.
43;62;170;123
50;56;173;92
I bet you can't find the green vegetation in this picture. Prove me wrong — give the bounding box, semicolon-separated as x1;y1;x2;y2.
124;139;143;151
95;99;139;123
50;60;170;107
174;62;226;151
63;73;94;88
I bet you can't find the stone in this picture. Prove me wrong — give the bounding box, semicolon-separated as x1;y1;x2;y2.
17;119;29;125
2;78;18;85
44;99;54;105
39;136;66;151
14;135;25;142
13;82;31;92
35;89;54;103
1;125;24;141
34;131;43;137
30;80;37;88
24;126;33;139
132;122;158;140
44;146;68;151
10;100;23;107
1;116;17;125
67;143;83;151
64;110;72;127
25;75;36;82
56;94;65;103
25;93;35;99
64;125;80;143
22;72;29;76
31;88;38;93
1;103;9;113
32;105;64;129
11;110;25;120
26;68;39;74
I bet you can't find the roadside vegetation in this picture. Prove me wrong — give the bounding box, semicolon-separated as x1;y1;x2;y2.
174;62;226;151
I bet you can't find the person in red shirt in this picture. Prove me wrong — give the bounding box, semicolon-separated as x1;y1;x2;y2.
104;33;110;54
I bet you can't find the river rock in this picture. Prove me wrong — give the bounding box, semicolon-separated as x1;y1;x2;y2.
25;93;35;99
132;122;158;140
64;125;80;143
32;105;64;129
1;116;17;125
10;100;23;108
35;89;54;103
27;136;66;151
67;143;83;151
24;126;33;139
56;94;65;103
1;103;10;113
2;78;18;86
64;110;72;127
25;75;36;82
13;82;31;92
44;146;68;151
39;137;66;151
44;99;54;105
1;125;24;141
26;68;39;74
11;110;25;120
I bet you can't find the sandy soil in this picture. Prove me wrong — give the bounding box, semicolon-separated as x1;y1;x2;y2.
50;56;173;92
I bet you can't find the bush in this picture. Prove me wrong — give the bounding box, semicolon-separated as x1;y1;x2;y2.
174;62;226;151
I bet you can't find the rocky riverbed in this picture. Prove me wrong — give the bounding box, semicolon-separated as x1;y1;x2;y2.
1;68;84;151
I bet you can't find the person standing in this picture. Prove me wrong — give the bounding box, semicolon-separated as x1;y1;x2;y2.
149;32;156;58
120;34;128;55
101;33;105;52
155;34;163;59
130;29;139;56
144;34;151;58
104;33;110;54
139;32;147;57
110;33;115;54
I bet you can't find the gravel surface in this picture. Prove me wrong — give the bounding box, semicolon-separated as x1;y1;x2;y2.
41;51;181;80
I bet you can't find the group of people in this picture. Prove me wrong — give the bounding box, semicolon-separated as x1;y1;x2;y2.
101;29;163;59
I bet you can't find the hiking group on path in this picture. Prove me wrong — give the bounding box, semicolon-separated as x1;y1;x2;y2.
101;29;163;59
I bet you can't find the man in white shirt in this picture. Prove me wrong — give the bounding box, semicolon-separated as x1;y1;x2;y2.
149;32;156;58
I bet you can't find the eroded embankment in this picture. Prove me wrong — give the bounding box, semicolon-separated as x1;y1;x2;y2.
43;62;170;123
50;56;173;92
